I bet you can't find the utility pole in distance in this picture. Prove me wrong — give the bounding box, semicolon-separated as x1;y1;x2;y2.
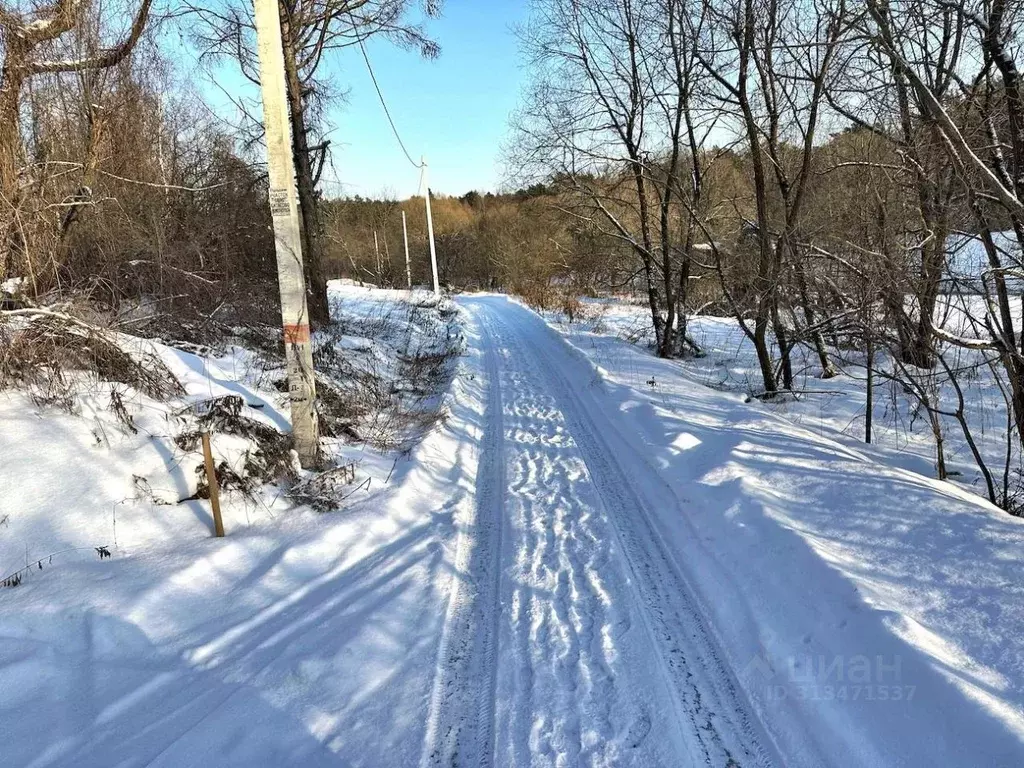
373;229;381;283
252;0;320;467
421;156;440;296
402;210;411;288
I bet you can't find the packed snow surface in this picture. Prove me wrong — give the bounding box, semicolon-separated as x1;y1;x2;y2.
1;288;1023;766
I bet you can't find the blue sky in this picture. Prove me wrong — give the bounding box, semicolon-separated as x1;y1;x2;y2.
190;0;530;199
318;0;531;198
184;2;530;198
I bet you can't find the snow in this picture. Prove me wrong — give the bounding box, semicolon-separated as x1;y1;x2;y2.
2;286;1024;766
947;230;1024;293
0;341;284;566
549;295;1024;501
0;283;467;765
440;298;775;766
536;295;1024;765
1;276;24;297
0;282;459;574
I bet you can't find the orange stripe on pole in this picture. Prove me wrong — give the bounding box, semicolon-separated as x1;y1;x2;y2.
283;323;311;344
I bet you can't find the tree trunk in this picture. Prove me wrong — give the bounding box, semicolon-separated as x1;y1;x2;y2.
927;401;948;480
279;6;329;327
865;335;874;443
753;315;776;397
0;53;26;282
771;299;794;391
737;75;780;395
661;269;677;358
792;251;836;377
630;162;667;353
642;255;665;351
908;234;943;369
674;235;702;357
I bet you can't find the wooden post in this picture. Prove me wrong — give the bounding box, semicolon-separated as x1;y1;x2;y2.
865;334;874;444
201;432;225;537
252;0;320;468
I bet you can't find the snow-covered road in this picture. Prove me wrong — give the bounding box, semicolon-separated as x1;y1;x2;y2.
423;296;774;767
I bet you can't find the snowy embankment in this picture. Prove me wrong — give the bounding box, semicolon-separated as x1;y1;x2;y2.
0;282;473;766
565;296;1020;499
539;298;1024;765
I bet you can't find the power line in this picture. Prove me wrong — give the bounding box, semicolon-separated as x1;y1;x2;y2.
356;35;423;170
351;25;439;294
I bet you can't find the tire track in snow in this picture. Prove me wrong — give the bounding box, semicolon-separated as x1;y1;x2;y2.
486;301;778;768
428;303;658;767
502;390;538;767
491;317;664;766
421;312;506;768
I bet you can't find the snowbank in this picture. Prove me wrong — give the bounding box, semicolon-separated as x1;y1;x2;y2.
549;297;1019;502
0;338;294;574
541;300;1024;766
0;284;471;766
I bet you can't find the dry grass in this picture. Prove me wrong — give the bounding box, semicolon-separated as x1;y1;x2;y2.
0;309;184;411
288;463;360;512
172;395;298;495
311;295;463;453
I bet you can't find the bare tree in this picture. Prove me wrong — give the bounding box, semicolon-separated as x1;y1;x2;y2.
694;0;850;395
859;0;1024;476
0;0;155;284
513;0;716;358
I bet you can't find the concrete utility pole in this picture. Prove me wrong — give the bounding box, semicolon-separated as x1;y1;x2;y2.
420;156;441;296
402;210;412;288
373;229;381;283
252;0;320;467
